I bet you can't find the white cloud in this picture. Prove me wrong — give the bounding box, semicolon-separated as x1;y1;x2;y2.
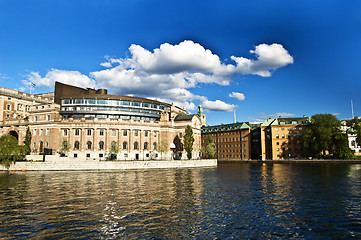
25;40;293;112
229;92;245;101
249;112;296;123
231;43;294;77
28;69;96;89
202;100;236;112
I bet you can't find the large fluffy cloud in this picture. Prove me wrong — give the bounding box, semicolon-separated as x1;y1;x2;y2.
26;40;293;112
27;69;96;89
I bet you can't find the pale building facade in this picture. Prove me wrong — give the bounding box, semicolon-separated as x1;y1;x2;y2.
0;82;206;160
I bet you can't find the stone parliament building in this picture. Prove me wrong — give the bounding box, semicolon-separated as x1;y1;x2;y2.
0;82;206;160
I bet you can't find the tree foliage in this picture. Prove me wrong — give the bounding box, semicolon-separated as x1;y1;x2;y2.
24;127;32;154
347;116;361;146
203;135;216;158
183;125;194;160
110;141;119;160
158;140;168;160
0;135;27;168
60;138;70;155
302;114;352;159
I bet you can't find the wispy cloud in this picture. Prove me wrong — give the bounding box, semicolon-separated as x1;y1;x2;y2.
229;92;245;101
249;112;296;123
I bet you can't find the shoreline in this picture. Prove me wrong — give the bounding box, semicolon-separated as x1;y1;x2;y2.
218;159;361;164
1;159;217;171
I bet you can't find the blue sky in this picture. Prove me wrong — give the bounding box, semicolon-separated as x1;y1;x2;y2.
0;0;360;125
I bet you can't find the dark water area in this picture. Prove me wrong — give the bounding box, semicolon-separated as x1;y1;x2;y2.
0;163;360;239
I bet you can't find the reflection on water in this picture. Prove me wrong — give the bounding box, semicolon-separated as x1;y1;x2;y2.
0;164;360;239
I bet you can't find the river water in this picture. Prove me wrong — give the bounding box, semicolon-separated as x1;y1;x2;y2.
0;163;360;239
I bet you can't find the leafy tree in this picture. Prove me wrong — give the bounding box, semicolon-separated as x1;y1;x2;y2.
183;125;194;160
110;141;119;160
158;140;168;160
0;135;27;168
347;116;361;146
24;127;32;154
302;114;351;158
60;138;70;156
332;131;353;159
205;135;216;158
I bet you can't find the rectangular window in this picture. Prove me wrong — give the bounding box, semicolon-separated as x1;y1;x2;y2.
86;153;90;158
34;116;38;122
145;131;148;137
74;154;78;158
33;129;37;136
63;129;68;136
179;133;183;138
154;132;157;137
99;154;104;158
47;115;51;121
111;129;116;136
6;104;11;110
134;130;138;136
276;134;279;139
124;153;128;158
123;130;127;136
75;129;80;136
99;129;104;136
87;129;92;136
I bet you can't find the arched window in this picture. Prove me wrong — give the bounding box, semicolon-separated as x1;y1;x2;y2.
153;142;157;150
123;141;128;150
99;141;104;150
74;141;80;150
87;141;92;150
134;141;139;150
144;142;148;150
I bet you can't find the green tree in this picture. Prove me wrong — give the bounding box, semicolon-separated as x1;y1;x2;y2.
183;125;194;160
24;127;32;154
302;114;351;158
347;116;361;146
205;135;216;158
0;135;27;168
158;140;168;160
110;141;119;160
60;138;70;156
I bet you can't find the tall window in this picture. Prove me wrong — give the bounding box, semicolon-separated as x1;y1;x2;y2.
123;141;128;150
99;141;104;150
123;130;127;136
145;131;148;137
144;142;148;150
111;129;116;136
153;142;157;150
87;129;92;136
34;116;38;122
86;141;92;150
134;141;139;150
63;129;68;136
99;129;104;136
75;129;80;136
47;115;51;121
134;130;139;137
74;141;80;150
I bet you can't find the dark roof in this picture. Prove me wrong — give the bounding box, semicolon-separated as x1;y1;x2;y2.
202;122;251;133
174;114;196;121
54;81;171;106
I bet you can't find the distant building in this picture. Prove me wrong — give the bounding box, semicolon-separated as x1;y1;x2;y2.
202;116;310;160
0;82;206;160
341;120;361;156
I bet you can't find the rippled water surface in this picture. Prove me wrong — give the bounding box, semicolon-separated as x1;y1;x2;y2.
0;163;361;239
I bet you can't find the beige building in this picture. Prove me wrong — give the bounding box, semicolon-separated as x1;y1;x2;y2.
0;82;206;160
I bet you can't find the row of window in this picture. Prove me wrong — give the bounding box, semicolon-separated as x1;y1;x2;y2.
219;154;247;158
218;144;246;148
275;133;302;139
219;149;246;153
276;147;299;152
274;127;303;131
62;114;158;121
63;129;157;137
73;141;157;151
61;99;166;110
61;106;159;115
34;115;51;122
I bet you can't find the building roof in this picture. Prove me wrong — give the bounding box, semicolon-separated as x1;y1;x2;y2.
174;114;196;121
202;122;251;133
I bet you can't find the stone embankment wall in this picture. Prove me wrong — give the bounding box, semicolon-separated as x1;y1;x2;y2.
1;156;217;171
